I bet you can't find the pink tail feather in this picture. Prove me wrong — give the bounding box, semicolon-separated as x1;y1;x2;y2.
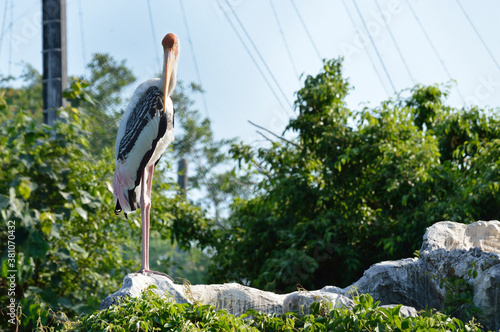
113;165;132;213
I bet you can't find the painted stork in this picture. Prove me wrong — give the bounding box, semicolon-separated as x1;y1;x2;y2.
112;33;179;275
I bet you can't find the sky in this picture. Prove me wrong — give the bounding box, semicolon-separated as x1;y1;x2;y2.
1;0;499;145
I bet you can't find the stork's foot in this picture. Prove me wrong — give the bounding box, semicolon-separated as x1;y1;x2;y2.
137;268;174;282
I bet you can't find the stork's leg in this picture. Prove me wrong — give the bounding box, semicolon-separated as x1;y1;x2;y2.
138;164;173;281
139;168;150;271
144;164;154;270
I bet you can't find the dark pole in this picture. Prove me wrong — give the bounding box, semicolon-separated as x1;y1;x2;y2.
42;0;67;126
177;158;188;197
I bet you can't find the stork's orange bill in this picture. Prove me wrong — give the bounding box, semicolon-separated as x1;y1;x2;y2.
162;33;179;113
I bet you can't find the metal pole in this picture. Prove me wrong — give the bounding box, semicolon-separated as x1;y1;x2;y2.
42;0;67;126
177;158;188;197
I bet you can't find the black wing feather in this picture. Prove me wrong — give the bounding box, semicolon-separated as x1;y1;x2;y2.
114;86;171;215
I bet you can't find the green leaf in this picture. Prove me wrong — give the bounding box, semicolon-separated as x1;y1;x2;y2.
41;219;52;235
19;153;35;169
69;242;87;255
74;206;88;220
17;178;34;199
1;259;9;278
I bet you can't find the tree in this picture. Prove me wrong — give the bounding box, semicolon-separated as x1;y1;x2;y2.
171;82;251;223
207;58;500;293
66;53;136;155
0;64;43;122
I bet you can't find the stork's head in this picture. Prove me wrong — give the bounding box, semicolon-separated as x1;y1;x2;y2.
162;33;180;99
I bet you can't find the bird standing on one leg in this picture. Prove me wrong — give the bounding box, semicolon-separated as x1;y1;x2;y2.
112;33;179;275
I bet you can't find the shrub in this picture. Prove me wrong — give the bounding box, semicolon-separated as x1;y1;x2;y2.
37;290;485;332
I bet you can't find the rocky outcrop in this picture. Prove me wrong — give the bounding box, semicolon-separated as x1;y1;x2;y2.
99;273;187;310
340;220;500;330
100;220;500;330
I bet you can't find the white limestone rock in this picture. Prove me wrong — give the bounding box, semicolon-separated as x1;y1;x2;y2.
420;221;467;253
99;275;285;316
282;290;353;314
343;258;442;309
99;273;187;310
188;282;286;316
464;220;500;253
471;262;500;331
421;220;500;255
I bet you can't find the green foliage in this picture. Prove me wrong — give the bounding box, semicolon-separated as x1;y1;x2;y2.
66;53;137;155
40;286;256;332
439;265;482;322
149;233;210;285
84;53;136;112
38;291;484;332
0;104;131;331
208;58;500;292
0;64;43;122
320;293;483;332
440;276;481;320
171;82;251;222
1;56;136;156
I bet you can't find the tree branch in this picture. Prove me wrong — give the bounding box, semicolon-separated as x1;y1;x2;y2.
248;120;301;149
256;130;275;144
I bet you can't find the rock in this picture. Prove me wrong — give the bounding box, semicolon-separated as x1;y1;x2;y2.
100;275;285;316
100;220;500;330
471;263;500;331
380;304;418;318
188;282;286;316
282;289;353;314
99;272;187;310
420;221;467;253
344;258;443;310
420;220;500;329
465;221;500;253
421;220;500;255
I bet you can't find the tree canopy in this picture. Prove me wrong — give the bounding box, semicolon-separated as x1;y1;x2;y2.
207;58;500;292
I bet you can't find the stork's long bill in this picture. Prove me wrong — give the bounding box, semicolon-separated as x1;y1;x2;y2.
162;33;179;112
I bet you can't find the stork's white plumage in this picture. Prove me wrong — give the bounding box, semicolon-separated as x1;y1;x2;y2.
112;33;179;274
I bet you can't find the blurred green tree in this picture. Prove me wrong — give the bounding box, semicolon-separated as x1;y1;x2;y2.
171;82;252;223
66;53;136;155
0;64;43;122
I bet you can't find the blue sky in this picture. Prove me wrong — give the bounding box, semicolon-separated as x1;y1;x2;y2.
2;0;499;144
